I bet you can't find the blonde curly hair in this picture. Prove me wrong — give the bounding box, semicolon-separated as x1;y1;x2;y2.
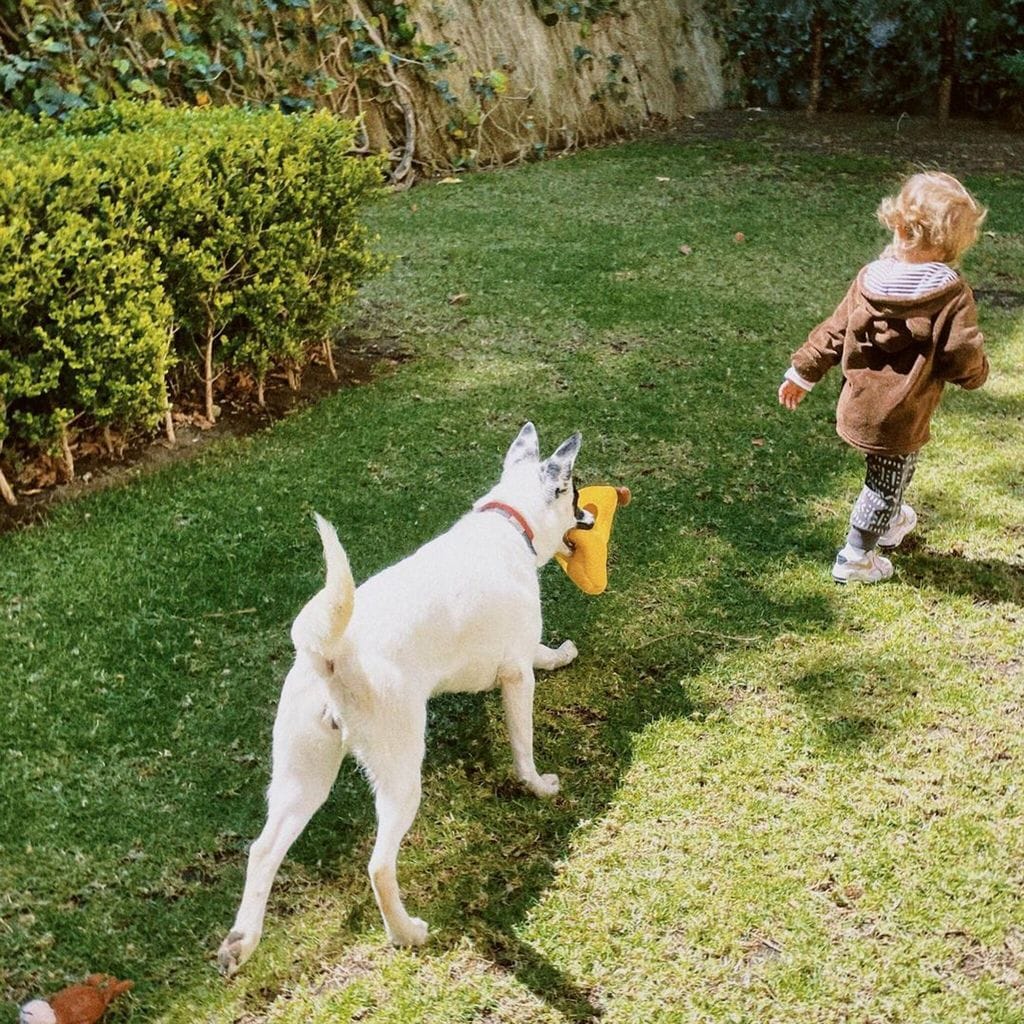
877;171;987;265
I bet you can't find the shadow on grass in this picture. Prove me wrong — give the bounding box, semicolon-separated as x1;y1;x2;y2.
475;932;605;1023
899;542;1024;605
406;672;709;1022
172;388;866;1021
13;283;1019;1023
781;648;920;755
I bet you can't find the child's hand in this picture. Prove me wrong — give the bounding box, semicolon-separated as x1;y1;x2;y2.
778;378;809;410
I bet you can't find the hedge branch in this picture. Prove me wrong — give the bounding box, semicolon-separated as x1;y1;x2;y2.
60;423;75;482
323;339;338;380
203;333;216;422
163;332;177;444
198;302;223;422
0;404;11;504
0;461;15;506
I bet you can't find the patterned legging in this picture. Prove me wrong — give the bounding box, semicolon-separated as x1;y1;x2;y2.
847;452;918;551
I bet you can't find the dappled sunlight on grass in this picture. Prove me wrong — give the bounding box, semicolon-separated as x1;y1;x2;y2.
516;605;1023;1023
2;129;1023;1023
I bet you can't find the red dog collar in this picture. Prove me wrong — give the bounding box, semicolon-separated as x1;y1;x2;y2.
478;501;537;555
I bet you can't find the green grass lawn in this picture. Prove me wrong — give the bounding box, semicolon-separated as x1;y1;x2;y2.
2;120;1022;1024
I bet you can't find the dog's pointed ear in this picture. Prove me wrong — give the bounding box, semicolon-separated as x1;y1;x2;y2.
544;432;582;487
504;421;540;470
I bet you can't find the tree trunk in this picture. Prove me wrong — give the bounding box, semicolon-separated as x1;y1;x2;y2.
937;6;956;124
806;10;824;117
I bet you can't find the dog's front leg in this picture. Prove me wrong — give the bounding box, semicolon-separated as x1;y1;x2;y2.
533;640;578;672
499;664;559;797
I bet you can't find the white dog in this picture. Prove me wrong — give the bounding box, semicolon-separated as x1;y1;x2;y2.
218;423;593;976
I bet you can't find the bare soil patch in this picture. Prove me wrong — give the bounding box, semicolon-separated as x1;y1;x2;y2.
0;334;410;535
680;108;1023;175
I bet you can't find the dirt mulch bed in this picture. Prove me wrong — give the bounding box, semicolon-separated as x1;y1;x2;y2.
0;336;410;535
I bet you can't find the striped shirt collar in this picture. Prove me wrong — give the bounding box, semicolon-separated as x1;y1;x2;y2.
863;258;959;300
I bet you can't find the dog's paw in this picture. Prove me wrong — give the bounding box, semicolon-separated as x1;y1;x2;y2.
556;640;578;666
528;773;560;798
217;929;257;978
388;916;429;947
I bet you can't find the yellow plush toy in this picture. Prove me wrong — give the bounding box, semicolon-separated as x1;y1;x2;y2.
556;485;631;595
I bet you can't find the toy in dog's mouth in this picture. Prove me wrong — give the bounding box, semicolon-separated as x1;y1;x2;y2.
557;485;631;594
565;484;597;549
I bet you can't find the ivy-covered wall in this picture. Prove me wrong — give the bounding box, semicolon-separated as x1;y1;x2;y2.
0;1;727;179
403;0;727;169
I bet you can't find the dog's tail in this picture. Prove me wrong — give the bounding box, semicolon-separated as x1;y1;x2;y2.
290;513;355;662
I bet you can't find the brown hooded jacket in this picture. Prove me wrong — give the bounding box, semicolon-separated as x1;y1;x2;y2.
791;269;988;455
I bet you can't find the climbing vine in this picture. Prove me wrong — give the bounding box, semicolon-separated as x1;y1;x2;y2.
0;1;459;179
530;0;622;28
0;0;629;177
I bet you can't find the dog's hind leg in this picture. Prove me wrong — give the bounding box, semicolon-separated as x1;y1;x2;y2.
218;668;345;977
533;640;578;672
500;663;560;797
359;705;429;947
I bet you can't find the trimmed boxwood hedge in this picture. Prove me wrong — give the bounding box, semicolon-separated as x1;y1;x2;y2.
0;102;386;500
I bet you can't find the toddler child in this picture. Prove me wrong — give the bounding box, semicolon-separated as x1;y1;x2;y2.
779;171;989;583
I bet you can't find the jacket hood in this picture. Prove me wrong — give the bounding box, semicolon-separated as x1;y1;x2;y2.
850;269;964;354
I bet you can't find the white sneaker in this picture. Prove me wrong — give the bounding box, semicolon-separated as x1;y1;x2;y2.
877;504;917;548
832;545;894;584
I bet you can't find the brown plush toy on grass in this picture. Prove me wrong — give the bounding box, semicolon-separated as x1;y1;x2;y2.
19;975;133;1024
